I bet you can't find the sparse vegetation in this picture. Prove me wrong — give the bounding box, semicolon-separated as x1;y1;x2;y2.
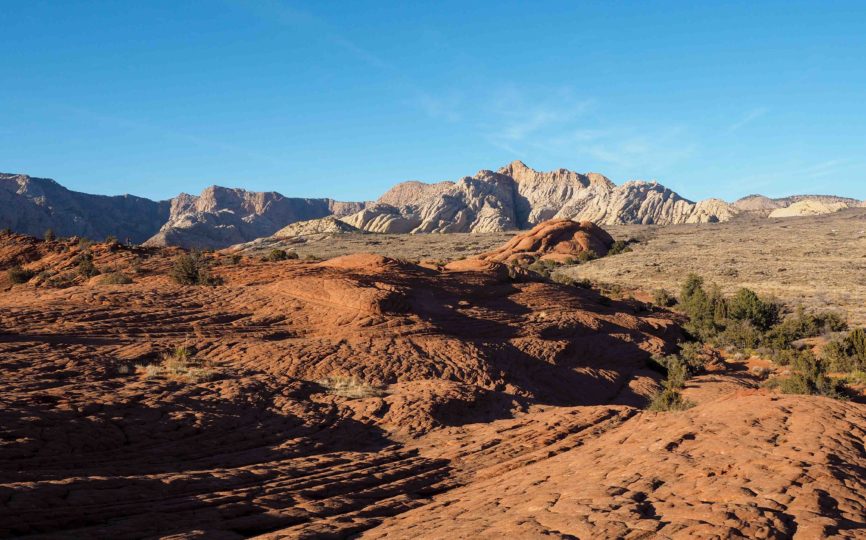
43;229;56;242
318;375;386;399
576;249;599;263
672;273;857;399
648;355;694;412
607;239;633;256
652;288;676;307
765;349;845;398
137;345;218;382
77;252;100;278
169;251;220;285
99;272;133;285
266;248;289;261
824;327;866;372
7;265;36;284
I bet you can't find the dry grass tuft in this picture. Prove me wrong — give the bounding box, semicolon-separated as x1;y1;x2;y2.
318;375;386;399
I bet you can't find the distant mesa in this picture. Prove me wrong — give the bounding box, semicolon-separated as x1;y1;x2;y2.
768;199;850;218
734;193;862;217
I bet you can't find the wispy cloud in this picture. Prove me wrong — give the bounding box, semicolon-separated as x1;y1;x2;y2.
726;107;768;133
57;103;288;166
231;0;395;73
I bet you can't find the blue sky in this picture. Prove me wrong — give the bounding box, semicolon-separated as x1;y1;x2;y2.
2;1;865;202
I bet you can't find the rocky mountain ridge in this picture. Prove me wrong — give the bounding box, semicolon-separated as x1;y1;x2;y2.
2;165;862;248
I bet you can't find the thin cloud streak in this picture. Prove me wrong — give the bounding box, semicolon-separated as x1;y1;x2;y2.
727;107;768;133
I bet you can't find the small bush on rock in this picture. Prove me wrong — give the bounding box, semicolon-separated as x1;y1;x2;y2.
170;252;220;285
7;265;35;284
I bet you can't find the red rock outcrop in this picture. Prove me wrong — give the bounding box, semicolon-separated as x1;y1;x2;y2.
2;231;865;538
478;218;614;264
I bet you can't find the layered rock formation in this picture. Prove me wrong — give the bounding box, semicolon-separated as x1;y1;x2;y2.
0;173;170;243
2;232;865;538
735;194;863;216
343;161;739;234
3;166;863;249
478;219;614;264
272;216;361;238
768;199;850;218
143;186;364;249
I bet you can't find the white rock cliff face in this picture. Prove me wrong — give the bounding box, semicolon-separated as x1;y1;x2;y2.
343;161;740;233
143;186;363;249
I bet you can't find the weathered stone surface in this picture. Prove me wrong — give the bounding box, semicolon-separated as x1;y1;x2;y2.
143;186;363;249
0;173;170;243
343;161;742;233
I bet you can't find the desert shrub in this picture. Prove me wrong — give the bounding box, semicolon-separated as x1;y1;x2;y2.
679;275;725;339
648;387;694;411
318;375;386;399
528;258;560;278
576;249;599;263
767;349;844;398
43;229;56;242
727;288;781;331
823;328;866;372
267;249;289;261
170;252;220;285
764;306;847;350
647;355;694;411
607;239;633;256
105;235;118;244
652;288;676;307
76;252;100;278
0;227;11;235
843;370;866;386
7;265;35;284
157;345;217;382
715;319;763;350
552;274;592;288
229;253;242;265
99;272;133;285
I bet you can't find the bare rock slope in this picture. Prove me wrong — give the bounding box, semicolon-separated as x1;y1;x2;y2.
1;228;865;538
143;186;364;249
344;161;739;234
477;219;614;264
0;173;170;243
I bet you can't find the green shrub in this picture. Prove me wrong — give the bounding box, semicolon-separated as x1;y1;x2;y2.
715;320;763;350
652;288;676;307
607;239;633;256
767;349;844;398
7;265;35;284
576;249;598;263
648;387;694;411
647;355;694;411
77;253;100;278
528;258;560;278
169;251;220;285
43;229;56;242
823;327;866;372
764;306;847;350
267;249;289;262
727;288;780;331
99;272;133;285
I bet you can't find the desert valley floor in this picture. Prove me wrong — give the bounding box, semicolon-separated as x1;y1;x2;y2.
1;213;866;538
